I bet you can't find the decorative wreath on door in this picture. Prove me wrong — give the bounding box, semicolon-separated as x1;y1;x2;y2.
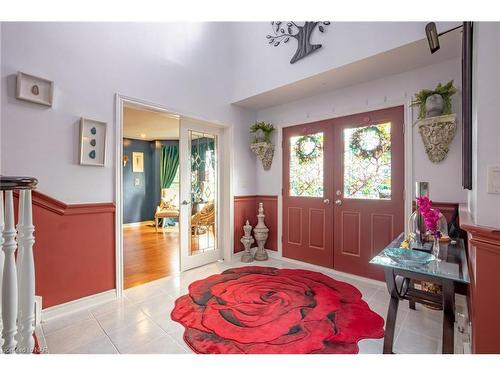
349;126;390;159
294;134;322;164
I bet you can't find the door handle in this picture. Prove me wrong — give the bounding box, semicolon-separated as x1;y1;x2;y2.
335;199;342;206
323;199;330;204
181;200;190;205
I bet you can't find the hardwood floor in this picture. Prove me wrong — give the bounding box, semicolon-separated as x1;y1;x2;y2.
123;223;180;289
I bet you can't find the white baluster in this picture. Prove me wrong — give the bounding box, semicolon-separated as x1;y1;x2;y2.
1;191;18;354
15;190;25;347
16;190;35;354
0;192;5;351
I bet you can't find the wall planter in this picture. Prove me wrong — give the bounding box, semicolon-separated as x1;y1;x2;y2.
250;121;275;171
251;142;274;171
417;114;457;163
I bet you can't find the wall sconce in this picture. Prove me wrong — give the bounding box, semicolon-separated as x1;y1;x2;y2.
123;155;129;167
425;22;464;54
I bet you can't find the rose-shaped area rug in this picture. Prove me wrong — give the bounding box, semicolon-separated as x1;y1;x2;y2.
171;266;384;354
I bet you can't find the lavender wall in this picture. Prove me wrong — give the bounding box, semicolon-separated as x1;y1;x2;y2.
0;22;256;203
470;23;500;227
256;58;466;204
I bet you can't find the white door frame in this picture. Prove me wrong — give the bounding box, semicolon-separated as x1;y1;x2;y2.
275;100;413;263
114;94;233;297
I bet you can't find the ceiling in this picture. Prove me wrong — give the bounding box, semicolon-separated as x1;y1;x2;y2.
123;105;180;141
233;29;462;110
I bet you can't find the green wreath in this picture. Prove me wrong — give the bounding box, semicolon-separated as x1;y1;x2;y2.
294;135;321;164
349;126;389;159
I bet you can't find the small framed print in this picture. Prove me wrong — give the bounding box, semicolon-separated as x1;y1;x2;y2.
132;152;144;172
79;118;107;167
16;72;54;107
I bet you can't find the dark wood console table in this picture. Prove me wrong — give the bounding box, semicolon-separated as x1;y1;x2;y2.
370;233;470;354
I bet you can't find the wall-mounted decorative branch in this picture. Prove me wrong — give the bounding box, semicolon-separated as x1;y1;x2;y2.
266;21;330;64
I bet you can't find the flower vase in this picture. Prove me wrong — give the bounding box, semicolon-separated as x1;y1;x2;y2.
432;236;440;259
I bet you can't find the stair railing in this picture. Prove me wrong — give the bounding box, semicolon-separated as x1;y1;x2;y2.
0;176;38;354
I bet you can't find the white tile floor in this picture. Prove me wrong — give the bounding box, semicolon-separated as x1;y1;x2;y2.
39;257;466;354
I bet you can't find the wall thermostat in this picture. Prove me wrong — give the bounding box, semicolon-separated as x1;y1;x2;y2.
487;165;500;194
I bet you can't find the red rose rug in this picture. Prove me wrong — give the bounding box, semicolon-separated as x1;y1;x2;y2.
171;266;384;354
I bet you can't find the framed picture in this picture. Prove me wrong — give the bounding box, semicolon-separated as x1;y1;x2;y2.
132;152;144;172
16;72;54;107
79;118;107;167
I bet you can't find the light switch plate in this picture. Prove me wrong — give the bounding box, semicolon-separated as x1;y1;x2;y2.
487;165;500;194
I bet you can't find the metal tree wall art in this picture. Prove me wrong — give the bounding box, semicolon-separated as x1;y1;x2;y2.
266;21;330;64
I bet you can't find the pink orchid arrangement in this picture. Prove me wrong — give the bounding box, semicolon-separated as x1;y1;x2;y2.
416;196;442;239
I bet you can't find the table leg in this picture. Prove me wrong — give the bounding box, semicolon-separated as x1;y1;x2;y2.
383;268;400;354
442;280;455;354
408;280;416;310
383;294;399;354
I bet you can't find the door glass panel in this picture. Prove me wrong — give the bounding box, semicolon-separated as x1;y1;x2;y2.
343;122;391;200
189;131;217;255
289;132;324;197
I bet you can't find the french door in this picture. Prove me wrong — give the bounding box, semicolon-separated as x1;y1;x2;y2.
332;107;404;280
282;120;335;268
282;106;404;280
179;119;222;271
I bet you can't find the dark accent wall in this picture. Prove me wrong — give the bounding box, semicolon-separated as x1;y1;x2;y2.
123;138;179;224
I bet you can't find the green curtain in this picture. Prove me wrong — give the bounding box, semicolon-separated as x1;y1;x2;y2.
160;145;179;189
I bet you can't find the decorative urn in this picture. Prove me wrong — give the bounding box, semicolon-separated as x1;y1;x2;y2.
253;202;269;261
240;220;255;263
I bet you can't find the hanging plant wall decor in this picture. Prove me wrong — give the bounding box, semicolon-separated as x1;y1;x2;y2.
266;21;330;64
250;121;276;171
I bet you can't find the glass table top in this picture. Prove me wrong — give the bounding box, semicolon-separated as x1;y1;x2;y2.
370;233;470;284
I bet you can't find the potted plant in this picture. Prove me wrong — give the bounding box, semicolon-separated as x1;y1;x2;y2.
415;80;457;119
250;121;275;144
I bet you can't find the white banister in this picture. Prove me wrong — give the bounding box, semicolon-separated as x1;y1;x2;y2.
15;190;25;349
0;192;4;350
16;190;35;354
1;191;18;354
0;177;38;355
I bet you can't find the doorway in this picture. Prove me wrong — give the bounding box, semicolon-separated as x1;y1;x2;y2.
122;103;181;288
115;96;231;294
282;106;404;280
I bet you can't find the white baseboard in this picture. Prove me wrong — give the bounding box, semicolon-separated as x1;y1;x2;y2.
41;289;117;322
123;221;153;228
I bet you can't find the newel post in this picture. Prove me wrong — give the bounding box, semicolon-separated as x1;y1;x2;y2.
16;190;35;354
1;191;18;354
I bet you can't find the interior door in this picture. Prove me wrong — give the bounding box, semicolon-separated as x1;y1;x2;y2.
179;119;222;271
333;106;404;280
282;120;334;268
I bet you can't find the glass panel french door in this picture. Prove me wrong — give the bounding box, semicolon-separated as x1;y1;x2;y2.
179;119;221;272
282;121;334;268
333;106;404;281
281;106;404;280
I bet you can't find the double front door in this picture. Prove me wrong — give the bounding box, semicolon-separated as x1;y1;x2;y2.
282;106;404;280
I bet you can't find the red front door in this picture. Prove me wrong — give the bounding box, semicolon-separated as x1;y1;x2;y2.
282;120;334;268
282;106;404;280
332;106;404;280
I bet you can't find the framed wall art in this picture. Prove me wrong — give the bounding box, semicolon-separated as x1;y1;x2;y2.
16;71;54;107
132;152;144;172
79;117;107;167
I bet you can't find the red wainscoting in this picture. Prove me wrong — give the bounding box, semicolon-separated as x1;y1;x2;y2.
14;191;116;308
234;196;278;253
460;205;500;354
